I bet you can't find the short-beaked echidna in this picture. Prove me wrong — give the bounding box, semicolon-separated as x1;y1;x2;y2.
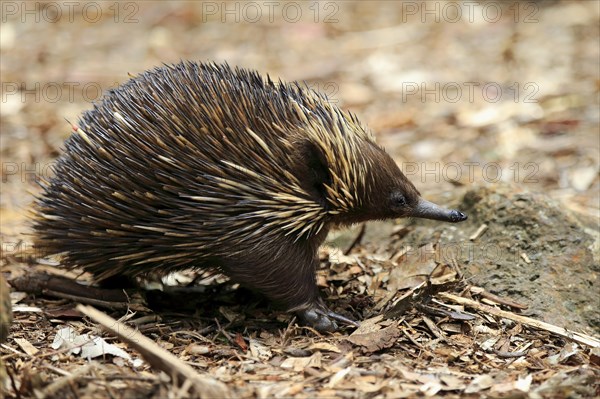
33;61;467;331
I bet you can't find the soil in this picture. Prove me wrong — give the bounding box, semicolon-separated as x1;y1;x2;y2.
394;184;599;334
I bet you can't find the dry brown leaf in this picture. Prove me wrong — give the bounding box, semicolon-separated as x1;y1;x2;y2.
307;342;341;353
280;352;322;372
346;322;402;352
464;374;495;394
249;339;272;361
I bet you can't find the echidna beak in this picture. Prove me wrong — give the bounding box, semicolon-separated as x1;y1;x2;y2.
411;198;467;223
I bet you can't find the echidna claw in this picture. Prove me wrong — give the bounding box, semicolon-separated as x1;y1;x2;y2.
297;306;359;332
324;310;360;327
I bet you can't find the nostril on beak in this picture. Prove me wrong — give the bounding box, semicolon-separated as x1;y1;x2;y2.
450;210;468;223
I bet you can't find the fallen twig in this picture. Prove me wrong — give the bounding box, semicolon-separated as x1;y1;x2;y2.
76;305;231;398
470;286;528;310
439;292;600;348
11;272;146;311
35;364;94;399
344;223;366;255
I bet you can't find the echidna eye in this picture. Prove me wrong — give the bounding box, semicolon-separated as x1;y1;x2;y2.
391;192;407;207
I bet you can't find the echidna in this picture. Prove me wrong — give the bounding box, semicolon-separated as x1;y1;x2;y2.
34;61;467;331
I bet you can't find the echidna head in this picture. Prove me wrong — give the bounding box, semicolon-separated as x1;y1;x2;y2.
379;150;467;224
295;106;466;228
335;142;467;225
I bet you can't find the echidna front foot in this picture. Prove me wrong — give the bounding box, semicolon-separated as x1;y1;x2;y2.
297;301;359;332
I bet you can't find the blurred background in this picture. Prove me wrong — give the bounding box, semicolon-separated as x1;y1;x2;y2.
1;3;599;396
1;0;599;245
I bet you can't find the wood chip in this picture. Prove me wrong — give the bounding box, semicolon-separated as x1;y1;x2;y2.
469;224;488;241
14;337;39;356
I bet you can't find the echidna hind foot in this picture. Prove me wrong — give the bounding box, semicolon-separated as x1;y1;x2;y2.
217;239;357;332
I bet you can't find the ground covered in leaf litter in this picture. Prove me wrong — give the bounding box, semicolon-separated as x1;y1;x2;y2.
1;1;599;398
3;241;599;398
